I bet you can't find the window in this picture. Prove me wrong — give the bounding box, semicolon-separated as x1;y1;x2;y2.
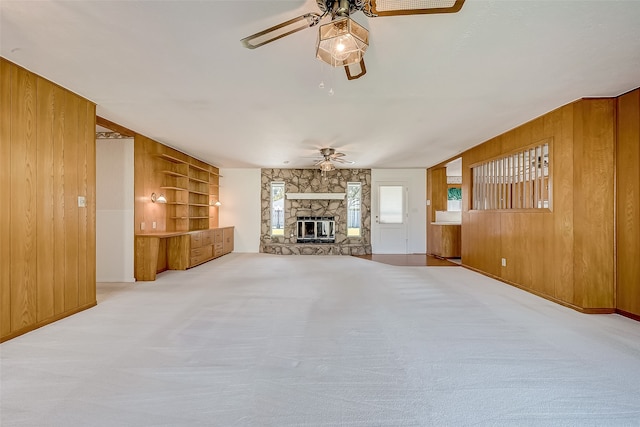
447;187;462;211
379;185;404;224
347;182;361;236
271;182;285;235
472;141;550;210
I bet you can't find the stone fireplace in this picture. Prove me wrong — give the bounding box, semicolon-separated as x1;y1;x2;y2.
260;168;372;255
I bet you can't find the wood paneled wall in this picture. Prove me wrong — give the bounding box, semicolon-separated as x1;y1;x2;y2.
1;58;96;342
453;98;616;313
617;88;640;319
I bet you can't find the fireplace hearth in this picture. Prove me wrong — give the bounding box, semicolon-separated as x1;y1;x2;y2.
297;216;335;243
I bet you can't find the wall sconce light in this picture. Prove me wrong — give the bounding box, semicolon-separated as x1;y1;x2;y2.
151;192;167;204
211;199;222;207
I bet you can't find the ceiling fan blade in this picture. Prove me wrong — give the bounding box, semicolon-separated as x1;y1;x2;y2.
345;59;367;80
241;12;324;49
366;0;465;17
331;152;346;158
333;157;355;164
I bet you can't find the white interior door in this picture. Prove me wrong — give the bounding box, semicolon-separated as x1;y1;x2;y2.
372;182;408;254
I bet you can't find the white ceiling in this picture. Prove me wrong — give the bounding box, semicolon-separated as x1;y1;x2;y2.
2;1;640;169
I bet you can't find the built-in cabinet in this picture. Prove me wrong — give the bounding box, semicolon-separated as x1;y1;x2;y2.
134;134;222;233
134;134;232;281
156;152;220;232
136;227;234;281
429;224;461;258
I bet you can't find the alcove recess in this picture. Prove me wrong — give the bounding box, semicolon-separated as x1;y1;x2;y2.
134;134;220;233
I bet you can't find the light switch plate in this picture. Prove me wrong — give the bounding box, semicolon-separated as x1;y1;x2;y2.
77;196;86;207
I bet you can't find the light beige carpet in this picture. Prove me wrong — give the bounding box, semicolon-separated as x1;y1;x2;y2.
2;253;640;426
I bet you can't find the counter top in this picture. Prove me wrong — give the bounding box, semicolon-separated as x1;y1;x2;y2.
136;226;234;238
136;231;193;238
431;222;461;225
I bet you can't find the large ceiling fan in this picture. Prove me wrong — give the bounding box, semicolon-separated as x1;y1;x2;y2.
241;0;466;80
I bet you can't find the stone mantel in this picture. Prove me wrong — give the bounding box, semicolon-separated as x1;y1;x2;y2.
285;192;346;200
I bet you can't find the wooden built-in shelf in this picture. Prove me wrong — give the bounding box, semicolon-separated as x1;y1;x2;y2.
189;176;209;184
160;186;188;191
189;163;210;172
158;153;187;164
140;138;220;233
162;170;188;178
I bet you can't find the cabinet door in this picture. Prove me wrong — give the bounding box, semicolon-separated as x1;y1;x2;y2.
202;229;213;246
190;231;203;249
223;227;234;254
167;235;190;270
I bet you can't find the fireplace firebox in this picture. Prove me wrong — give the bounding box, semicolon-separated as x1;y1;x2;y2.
296;216;335;243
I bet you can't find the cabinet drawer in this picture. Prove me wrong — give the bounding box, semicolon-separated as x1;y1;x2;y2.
190;232;203;249
191;245;212;259
190;245;213;266
213;229;223;244
202;230;213;246
214;243;224;257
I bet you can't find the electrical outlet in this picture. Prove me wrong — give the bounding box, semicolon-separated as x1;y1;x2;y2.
501;258;507;267
140;222;145;231
152;221;157;229
77;196;86;207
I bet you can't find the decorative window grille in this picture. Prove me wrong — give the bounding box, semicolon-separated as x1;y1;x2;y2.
472;141;550;210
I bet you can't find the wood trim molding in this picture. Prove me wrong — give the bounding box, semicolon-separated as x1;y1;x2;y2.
616;309;640;322
96;116;135;137
0;301;97;343
461;264;615;315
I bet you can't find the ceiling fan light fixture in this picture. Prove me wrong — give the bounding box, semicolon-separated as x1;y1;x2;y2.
319;160;336;172
316;17;369;67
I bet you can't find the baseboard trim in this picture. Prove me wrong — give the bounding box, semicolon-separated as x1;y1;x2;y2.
0;301;97;343
616;309;640;322
460;264;615;315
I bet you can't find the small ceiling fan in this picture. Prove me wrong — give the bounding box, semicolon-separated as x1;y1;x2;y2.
314;147;355;173
241;0;466;80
